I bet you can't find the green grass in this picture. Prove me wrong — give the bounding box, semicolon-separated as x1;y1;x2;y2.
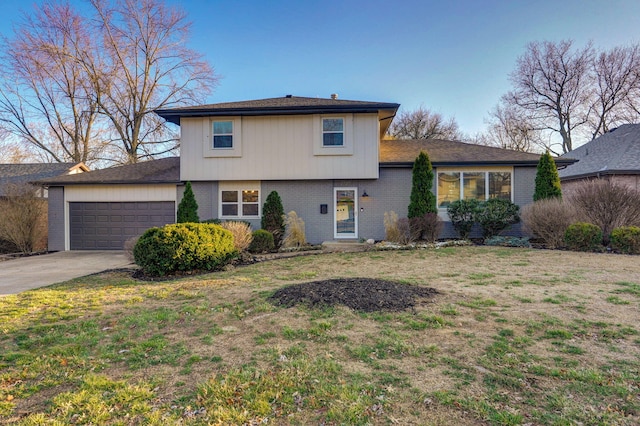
0;247;639;425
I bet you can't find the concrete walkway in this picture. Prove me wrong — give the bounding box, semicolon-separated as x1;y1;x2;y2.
0;251;133;296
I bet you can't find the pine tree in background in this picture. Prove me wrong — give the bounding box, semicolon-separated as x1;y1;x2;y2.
408;151;437;218
177;181;199;223
533;151;562;201
261;191;285;246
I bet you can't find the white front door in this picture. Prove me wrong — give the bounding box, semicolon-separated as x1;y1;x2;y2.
334;187;357;239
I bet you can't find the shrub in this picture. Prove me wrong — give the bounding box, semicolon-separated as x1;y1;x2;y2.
248;229;275;254
282;211;306;248
408;151;437;218
261;191;285;247
564;222;603;252
610;226;640;254
384;211;418;244
521;198;576;249
384;211;402;243
177;181;199;223
201;218;221;224
568;180;640;244
0;183;48;253
123;235;140;262
484;236;531;248
533;151;562;201
447;199;480;240
396;218;420;245
133;223;236;276
220;221;253;252
410;212;443;243
475;198;520;238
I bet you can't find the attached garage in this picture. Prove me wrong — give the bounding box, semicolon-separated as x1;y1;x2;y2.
69;201;175;250
42;157;180;251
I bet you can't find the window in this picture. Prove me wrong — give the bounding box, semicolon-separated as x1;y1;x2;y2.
213;121;233;148
437;170;512;207
220;189;259;218
322;118;344;146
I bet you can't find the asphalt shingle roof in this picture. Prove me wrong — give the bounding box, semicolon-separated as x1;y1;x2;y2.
156;96;400;125
559;124;640;180
0;163;87;193
380;139;574;166
40;157;180;185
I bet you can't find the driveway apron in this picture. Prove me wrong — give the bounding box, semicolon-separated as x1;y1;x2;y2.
0;251;132;296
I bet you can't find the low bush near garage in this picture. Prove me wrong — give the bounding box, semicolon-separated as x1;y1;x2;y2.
133;223;237;276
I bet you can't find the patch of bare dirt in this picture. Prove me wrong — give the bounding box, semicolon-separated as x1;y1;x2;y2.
269;278;438;312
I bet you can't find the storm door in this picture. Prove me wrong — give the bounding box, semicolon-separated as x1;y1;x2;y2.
334;188;357;239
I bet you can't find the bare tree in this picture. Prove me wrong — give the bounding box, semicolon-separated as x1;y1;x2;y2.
86;0;217;163
0;0;217;165
0;2;104;163
388;106;462;140
588;45;640;139
481;104;541;152
505;40;593;154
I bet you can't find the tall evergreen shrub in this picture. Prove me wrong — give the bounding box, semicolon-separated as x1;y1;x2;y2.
533;151;562;201
261;191;285;246
408;151;437;218
177;181;199;223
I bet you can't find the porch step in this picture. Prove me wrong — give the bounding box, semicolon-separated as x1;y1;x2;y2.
321;240;370;252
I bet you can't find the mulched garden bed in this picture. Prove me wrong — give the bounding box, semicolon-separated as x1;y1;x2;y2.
269;278;439;312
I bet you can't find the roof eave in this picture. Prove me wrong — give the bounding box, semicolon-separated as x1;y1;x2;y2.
156;104;400;126
560;169;640;181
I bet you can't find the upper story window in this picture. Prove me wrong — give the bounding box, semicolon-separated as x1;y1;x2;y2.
322;118;344;146
437;170;512;208
213;121;233;149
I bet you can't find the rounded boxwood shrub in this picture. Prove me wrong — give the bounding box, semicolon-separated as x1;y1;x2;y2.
447;199;480;240
134;223;237;276
564;222;603;252
248;229;275;254
475;198;520;238
610;226;640;254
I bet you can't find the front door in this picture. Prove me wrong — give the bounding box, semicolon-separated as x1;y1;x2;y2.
334;187;357;239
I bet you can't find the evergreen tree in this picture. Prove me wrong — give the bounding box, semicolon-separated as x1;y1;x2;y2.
261;191;285;246
533;151;562;201
177;181;199;223
408;151;437;218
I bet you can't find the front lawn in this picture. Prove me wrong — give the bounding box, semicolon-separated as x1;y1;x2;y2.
1;247;639;425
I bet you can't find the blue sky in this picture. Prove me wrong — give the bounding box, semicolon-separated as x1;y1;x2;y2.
1;0;639;136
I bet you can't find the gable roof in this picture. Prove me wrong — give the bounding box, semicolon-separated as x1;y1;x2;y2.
40;157;180;185
0;162;88;188
559;124;640;181
380;139;575;167
155;96;400;134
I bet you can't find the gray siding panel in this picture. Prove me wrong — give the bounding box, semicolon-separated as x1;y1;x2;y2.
189;165;535;244
47;186;65;251
514;166;536;208
178;181;217;221
262;181;334;244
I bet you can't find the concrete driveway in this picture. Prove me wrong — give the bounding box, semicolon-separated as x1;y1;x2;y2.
0;251;133;296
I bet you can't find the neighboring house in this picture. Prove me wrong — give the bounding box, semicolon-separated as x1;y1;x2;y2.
0;162;88;197
559;124;640;193
43;95;574;251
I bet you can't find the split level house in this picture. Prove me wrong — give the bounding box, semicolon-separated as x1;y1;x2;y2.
42;95;575;251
